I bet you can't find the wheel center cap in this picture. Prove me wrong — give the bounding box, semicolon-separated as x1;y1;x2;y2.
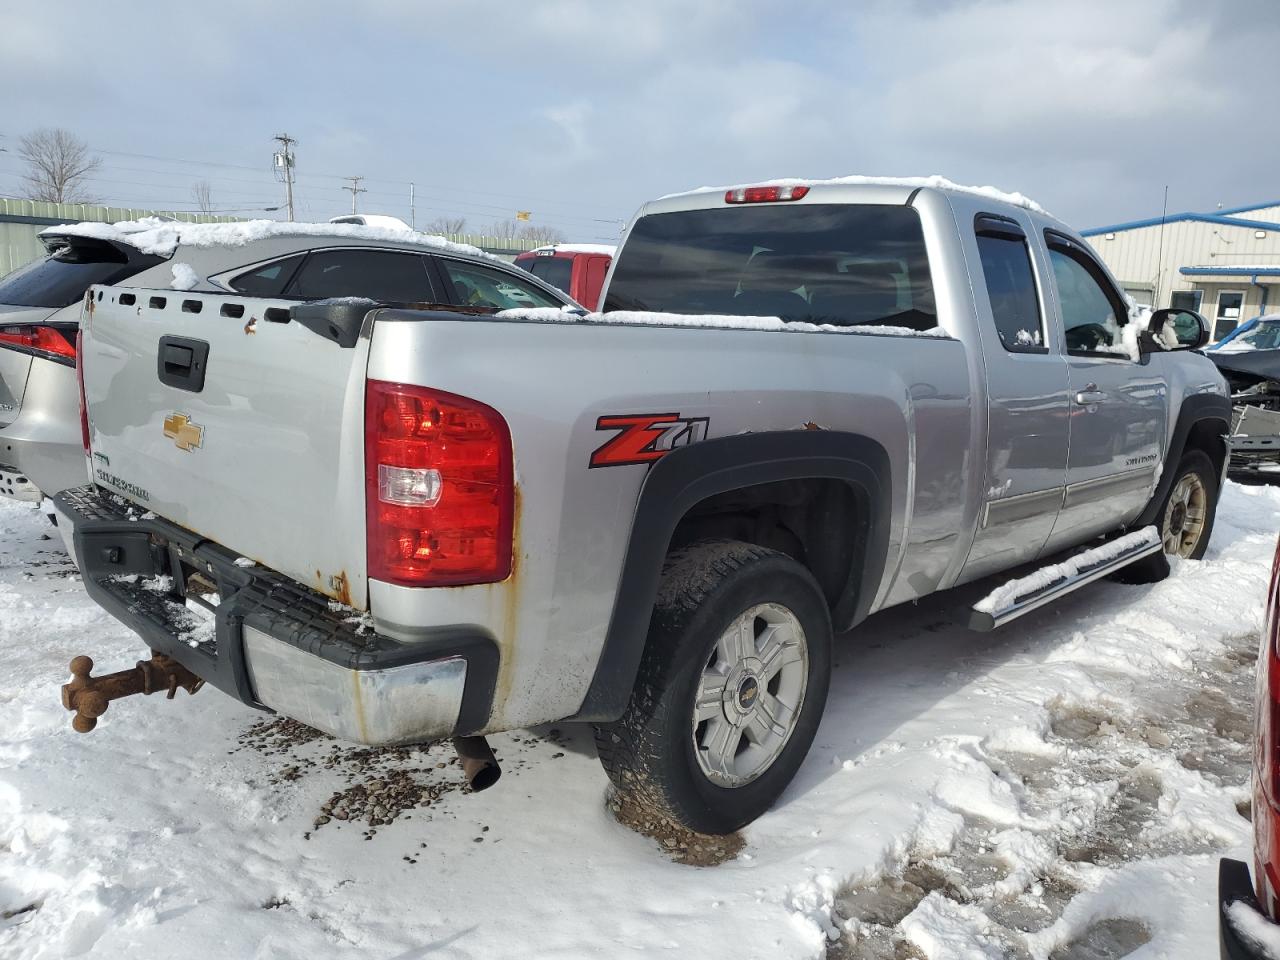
737;676;760;710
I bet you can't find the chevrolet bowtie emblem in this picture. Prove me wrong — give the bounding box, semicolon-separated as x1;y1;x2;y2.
163;413;204;452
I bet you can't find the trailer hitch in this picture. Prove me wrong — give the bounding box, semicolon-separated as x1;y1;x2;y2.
61;654;205;733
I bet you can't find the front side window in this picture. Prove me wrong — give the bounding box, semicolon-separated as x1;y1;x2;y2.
603;204;937;331
1048;246;1127;353
229;255;306;297
439;260;564;309
975;233;1044;351
285;249;436;302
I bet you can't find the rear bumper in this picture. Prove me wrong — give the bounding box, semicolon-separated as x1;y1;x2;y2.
0;354;85;501
1221;858;1275;960
55;484;498;744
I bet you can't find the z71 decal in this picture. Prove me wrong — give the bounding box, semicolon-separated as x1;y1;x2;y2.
589;413;710;468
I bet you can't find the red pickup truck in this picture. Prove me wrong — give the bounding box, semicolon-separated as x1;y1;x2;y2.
512;244;614;310
1221;535;1280;957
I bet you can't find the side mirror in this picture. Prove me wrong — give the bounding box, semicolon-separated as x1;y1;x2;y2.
1149;307;1210;350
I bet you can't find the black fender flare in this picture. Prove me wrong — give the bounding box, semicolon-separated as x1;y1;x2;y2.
571;430;892;722
1136;392;1232;528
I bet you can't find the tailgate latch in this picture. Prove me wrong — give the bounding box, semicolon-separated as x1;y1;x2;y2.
61;653;205;733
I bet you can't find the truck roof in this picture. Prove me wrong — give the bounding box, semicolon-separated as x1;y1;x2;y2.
649;174;1049;217
40;217;501;264
522;243;617;258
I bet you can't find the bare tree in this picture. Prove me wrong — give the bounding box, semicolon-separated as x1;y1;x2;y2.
485;219;522;241
519;224;567;246
422;216;467;236
18;128;100;203
191;180;214;214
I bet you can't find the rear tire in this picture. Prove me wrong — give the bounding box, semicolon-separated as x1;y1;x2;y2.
594;540;832;835
1114;449;1218;584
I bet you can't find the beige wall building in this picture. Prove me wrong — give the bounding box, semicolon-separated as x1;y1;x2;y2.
1083;201;1280;341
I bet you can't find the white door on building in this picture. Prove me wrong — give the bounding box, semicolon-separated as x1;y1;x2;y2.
1214;289;1245;340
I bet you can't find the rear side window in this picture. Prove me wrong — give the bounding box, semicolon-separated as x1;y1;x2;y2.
974;232;1044;352
524;256;573;296
1047;243;1128;354
229;255;305;297
603;204;937;331
284;249;437;302
0;239;159;308
438;260;565;310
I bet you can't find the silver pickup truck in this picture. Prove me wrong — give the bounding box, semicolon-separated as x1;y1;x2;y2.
55;178;1231;834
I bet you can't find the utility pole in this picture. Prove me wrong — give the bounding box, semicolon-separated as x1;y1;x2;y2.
272;133;297;222
343;176;366;214
409;181;415;230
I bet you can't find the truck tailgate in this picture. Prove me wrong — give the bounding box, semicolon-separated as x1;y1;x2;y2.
81;289;371;608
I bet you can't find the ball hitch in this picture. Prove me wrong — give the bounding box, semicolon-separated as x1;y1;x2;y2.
61;653;205;733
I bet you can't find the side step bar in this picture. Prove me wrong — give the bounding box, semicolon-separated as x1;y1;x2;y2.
968;527;1162;632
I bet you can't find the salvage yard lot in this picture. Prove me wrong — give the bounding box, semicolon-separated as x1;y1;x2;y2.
2;484;1278;960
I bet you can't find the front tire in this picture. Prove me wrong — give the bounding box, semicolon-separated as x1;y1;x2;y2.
1115;448;1218;583
594;540;832;835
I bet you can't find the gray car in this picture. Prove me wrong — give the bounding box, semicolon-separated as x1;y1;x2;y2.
0;221;574;506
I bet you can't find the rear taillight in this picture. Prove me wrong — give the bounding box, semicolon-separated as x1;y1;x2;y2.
364;380;513;587
76;330;90;454
0;325;77;361
1255;534;1280;914
724;184;810;204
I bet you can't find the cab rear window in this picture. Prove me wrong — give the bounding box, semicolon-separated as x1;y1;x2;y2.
524;256;573;296
603;204;937;330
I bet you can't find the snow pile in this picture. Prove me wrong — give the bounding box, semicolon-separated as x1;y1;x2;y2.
974;527;1160;614
497;305;952;338
41;217;499;263
0;483;1277;959
1227;901;1280;959
662;174;1047;214
169;263;200;291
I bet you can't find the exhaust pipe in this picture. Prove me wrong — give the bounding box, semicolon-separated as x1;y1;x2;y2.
452;735;501;791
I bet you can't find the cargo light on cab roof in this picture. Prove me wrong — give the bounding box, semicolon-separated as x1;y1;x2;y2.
724;184;810;204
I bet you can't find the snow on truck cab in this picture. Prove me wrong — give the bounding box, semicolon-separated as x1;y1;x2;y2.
56;176;1232;834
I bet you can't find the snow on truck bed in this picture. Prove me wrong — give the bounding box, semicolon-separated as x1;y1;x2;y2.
497;305;953;338
40;216;499;262
1;483;1277;960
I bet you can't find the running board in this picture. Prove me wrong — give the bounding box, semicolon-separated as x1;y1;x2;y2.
968;527;1162;632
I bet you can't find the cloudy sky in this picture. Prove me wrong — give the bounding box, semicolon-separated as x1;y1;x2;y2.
1;0;1276;239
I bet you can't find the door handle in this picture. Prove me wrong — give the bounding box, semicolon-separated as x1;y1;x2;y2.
1075;383;1106;405
157;335;209;393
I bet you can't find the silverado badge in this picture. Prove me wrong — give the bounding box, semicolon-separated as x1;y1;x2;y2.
163;413;204;452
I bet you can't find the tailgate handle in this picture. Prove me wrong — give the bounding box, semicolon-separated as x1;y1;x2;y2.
157;335;209;392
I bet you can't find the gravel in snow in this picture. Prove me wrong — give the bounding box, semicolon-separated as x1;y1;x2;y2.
1;483;1277;959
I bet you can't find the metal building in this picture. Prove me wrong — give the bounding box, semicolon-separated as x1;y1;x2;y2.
1083;201;1280;341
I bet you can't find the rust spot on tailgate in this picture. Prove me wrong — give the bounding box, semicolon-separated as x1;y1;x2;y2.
329;571;353;607
244;316;258;335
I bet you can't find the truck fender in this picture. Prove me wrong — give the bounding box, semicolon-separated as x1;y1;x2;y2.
1135;392;1232;529
571;430;891;723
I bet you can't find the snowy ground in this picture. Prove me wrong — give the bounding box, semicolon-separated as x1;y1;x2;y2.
2;484;1278;960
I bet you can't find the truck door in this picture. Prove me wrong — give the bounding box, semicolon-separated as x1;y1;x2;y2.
959;213;1071;582
1040;231;1167;552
